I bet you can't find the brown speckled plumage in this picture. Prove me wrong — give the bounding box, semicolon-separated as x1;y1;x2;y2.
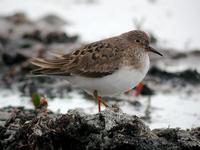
31;30;161;78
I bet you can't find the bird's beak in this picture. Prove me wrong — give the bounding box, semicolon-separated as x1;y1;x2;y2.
147;46;163;56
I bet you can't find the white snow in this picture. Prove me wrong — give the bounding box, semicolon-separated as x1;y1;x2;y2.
0;89;34;109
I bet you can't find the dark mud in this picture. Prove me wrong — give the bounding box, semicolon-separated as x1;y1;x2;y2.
0;106;199;150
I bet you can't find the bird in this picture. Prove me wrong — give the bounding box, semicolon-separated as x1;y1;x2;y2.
30;30;162;112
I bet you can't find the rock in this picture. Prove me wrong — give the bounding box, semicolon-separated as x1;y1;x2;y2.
153;128;200;149
4;12;30;25
0;107;199;150
44;31;79;44
140;84;154;96
22;29;42;42
148;66;200;85
0;34;8;46
38;14;67;26
2;53;27;66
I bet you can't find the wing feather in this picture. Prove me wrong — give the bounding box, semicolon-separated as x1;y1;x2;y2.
31;40;122;78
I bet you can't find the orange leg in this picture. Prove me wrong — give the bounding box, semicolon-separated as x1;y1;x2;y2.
101;98;108;107
134;82;144;96
97;96;101;112
94;90;108;112
124;82;144;96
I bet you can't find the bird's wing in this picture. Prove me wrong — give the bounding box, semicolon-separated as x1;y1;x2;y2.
31;40;122;78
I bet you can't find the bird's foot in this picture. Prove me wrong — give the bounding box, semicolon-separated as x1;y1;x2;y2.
97;96;108;112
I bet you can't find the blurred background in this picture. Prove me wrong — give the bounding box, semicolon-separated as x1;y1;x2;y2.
0;0;200;129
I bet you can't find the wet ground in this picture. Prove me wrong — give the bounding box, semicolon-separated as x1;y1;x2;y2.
0;13;200;130
1;107;200;150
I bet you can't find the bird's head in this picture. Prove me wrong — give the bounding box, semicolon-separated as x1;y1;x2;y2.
124;30;163;56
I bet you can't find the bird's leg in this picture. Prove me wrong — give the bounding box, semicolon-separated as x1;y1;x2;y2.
93;90;101;112
93;90;108;112
134;82;144;96
100;99;108;107
124;82;144;96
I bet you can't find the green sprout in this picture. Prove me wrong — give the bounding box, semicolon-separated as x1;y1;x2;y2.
32;93;41;107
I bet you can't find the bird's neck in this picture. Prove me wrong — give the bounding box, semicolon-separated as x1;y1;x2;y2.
122;49;148;69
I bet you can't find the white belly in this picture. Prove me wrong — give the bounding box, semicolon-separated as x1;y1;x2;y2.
68;56;150;96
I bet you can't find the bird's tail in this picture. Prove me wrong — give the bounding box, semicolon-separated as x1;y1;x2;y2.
30;57;70;76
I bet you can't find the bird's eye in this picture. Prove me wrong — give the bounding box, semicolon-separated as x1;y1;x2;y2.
135;39;140;43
